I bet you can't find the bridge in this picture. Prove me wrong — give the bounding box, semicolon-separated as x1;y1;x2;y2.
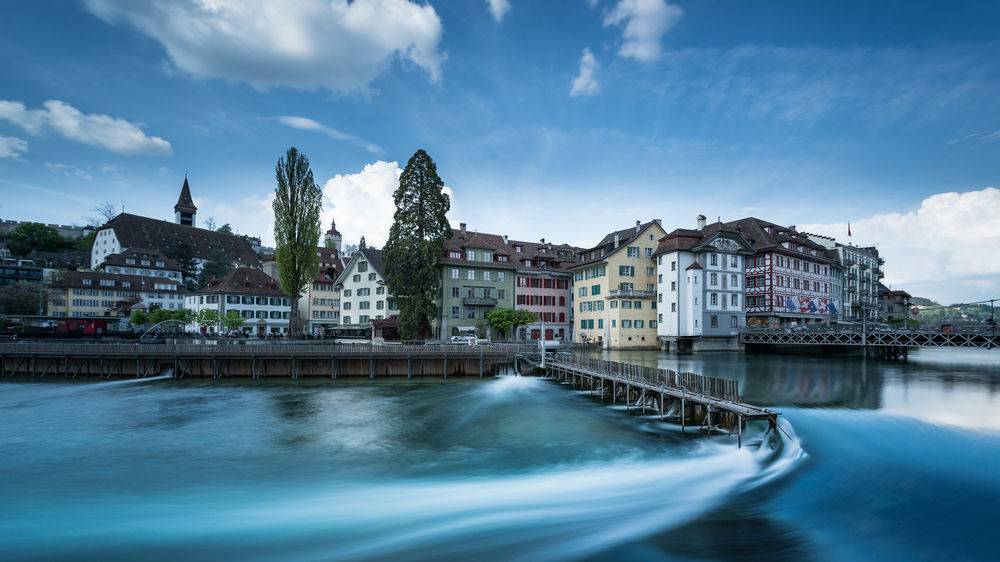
536;352;780;447
0;341;532;380
741;327;999;355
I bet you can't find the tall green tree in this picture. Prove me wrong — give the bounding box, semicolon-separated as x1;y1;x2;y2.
164;242;198;290
7;222;64;254
384;149;452;340
272;147;322;337
197;249;232;288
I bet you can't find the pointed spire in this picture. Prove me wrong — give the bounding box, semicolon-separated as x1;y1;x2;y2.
174;177;198;213
325;216;341;236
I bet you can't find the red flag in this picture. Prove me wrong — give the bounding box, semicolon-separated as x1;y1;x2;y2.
848;222;852;237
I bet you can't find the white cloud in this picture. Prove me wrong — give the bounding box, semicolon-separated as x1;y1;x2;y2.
0;100;172;156
321;160;457;248
799;187;1000;304
570;48;601;97
603;0;682;63
0;135;27;159
486;0;511;22
277;116;383;154
44;162;93;180
84;0;445;93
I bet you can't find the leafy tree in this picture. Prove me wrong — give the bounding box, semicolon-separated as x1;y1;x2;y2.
197;249;232;288
129;310;149;326
217;223;234;235
272;147;322;337
222;309;245;330
0;281;46;315
164;242;198;290
196;309;220;331
384;150;452;340
148;308;173;326
172;308;196;326
111;296;141;316
8;222;64;253
486;308;538;340
6;238;32;257
75;230;97;252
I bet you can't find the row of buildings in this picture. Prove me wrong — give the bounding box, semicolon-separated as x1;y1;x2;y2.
24;178;903;349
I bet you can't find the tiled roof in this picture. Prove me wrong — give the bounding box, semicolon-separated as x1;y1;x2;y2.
652;222;752;257
723;217;833;263
358;247;386;278
51;270;185;292
441;226;578;272
197;267;287;295
100;213;260;267
574;220;661;267
102;247;179;270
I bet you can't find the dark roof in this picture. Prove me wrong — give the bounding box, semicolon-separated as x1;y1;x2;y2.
358;247;386;278
102;248;179;270
101;213;260;267
51;270;184;292
325;218;341;237
174;178;197;213
198;267;287;296
574;220;662;267
723;217;833;263
441;226;578;272
652;221;753;257
504;238;581;273
685;262;703;270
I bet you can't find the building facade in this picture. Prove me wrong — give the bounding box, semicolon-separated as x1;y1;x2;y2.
725;218;834;327
570;220;666;349
438;224;516;339
48;270;185;320
101;248;183;281
334;248;397;332
510;239;577;341
655;217;754;351
185;267;290;335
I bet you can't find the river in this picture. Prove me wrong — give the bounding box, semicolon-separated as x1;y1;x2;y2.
1;347;998;560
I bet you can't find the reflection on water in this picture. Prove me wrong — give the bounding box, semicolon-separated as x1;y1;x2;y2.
1;347;998;560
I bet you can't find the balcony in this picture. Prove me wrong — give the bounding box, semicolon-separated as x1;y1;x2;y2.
608;289;656;299
463;296;497;307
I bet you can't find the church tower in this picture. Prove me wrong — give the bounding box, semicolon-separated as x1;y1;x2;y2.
324;217;342;253
174;176;198;227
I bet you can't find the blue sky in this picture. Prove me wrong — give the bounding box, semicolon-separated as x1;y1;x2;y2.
1;0;998;305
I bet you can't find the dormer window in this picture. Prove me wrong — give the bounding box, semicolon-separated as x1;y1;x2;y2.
525;259;533;266
514;245;522;252
448;251;462;259
466;250;476;261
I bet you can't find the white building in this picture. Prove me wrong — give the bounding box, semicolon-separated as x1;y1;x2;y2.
334;248;397;332
655;216;754;351
184;267;291;335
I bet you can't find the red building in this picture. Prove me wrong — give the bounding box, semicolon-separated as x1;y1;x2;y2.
725;218;834;327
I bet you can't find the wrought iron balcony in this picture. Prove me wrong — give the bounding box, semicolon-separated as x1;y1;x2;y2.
608;289;656;299
463;296;497;306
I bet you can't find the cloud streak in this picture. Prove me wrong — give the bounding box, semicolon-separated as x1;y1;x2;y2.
84;0;445;94
603;0;682;63
570;48;601;97
485;0;510;22
0;100;172;156
0;136;28;159
277;116;384;154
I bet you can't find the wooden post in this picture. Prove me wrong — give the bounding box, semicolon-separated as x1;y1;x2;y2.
737;414;743;448
479;355;483;378
407;357;413;379
659;392;664;421
680;397;686;432
707;403;712;439
370;357;375;380
444;356;448;379
641;387;646;414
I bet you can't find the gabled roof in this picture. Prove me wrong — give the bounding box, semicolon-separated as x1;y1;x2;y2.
653;221;754;257
334;247;388;286
723;217;833;263
198;267;286;295
102;247;179;270
174;178;197;213
50;270;185;292
685;262;703;270
99;213;260;267
573;220;663;267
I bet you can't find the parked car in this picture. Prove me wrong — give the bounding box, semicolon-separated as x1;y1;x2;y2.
450;335;475;344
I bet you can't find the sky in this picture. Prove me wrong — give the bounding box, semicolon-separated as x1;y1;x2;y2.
1;0;998;306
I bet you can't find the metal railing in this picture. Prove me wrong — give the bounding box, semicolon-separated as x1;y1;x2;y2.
550;353;740;401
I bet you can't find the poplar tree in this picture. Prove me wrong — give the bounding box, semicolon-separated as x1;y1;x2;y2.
273;147;322;337
384;149;451;340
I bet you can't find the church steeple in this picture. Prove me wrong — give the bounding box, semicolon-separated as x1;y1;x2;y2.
174;176;198;227
324;216;342;252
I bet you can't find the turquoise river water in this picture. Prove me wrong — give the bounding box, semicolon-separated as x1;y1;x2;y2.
1;347;998;561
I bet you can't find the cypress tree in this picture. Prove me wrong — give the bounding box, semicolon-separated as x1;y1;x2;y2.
272;147;322;337
384;149;452;340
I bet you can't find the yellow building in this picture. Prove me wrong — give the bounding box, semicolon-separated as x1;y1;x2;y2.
570;220;665;349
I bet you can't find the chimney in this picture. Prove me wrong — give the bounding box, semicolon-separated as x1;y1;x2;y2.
614;232;620;248
635;220;641;234
540;237;545;244
503;235;508;244
697;215;706;231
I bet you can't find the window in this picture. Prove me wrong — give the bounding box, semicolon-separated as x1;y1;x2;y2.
597;319;603;329
82;279;92;286
619;265;635;277
343;316;351;324
731;294;738;306
343;302;351;310
646;266;655;275
358;262;368;273
711;293;718;305
658;293;663;303
711;254;718;266
710;315;718;328
710;273;718;285
621;300;632;309
467;270;475;280
731;256;738;267
343;289;352;297
451;287;460;298
622;319;632;328
466;250;476;261
670;261;676;271
610;300;618;308
644;247;653;258
591;284;600;295
670;281;676;292
451;306;459;318
731;316;739;328
648;234;654;241
369;273;376;281
483;270;492;281
635;320;644;328
730;274;738;288
671;302;676;312
450;268;459;279
449;251;462;259
498;272;506;281
658;313;663;323
579;287;587;297
376;286;385;295
633;300;642;309
376;301;384;310
498;289;505;300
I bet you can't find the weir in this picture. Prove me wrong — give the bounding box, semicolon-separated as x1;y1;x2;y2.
530;353;780;448
0;342;530;380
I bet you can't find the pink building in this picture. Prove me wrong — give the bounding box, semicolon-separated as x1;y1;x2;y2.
510;238;580;341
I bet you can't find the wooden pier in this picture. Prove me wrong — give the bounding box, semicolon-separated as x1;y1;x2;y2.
0;341;530;380
537;353;779;447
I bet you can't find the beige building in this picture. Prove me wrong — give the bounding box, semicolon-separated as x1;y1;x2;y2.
570;220;666;349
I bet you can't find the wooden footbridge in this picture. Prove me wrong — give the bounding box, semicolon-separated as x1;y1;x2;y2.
0;341;531;380
533;353;780;447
